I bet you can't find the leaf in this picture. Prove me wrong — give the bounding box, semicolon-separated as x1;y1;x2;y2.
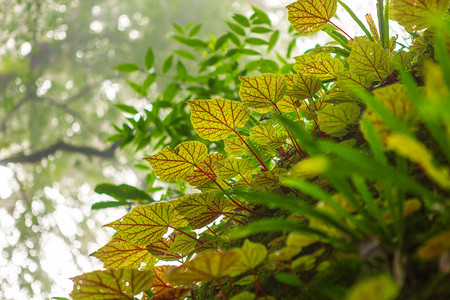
290;156;330;179
287;0;338;35
224;136;249;156
175;50;196;60
214;157;254;180
348;37;392;81
145;47;155;70
115;104;139;114
336;71;376;90
90;235;156;269
167;233;198;254
317;102;361;134
150;266;173;295
249;124;287;149
228;240;267;277
91;201;130;210
239;73;287;109
231;291;256;300
269;247;302;261
345;274;399;300
417;230;450;260
227;21;246;36
252;168;287;190
286;73;322;99
184;153;226;187
165;250;241;285
235;275;255;286
233;14;250;27
275;272;303;287
386;133;450;189
104;201;188;246
144;141;208;181
188;98;250;141
95;183;153;202
390;0;449;31
294;53;344;80
286;232;317;250
162;55;173;73
176;193;236;229
392;50;415;68
70;269;154;300
151;287;191;300
146;237;186;261
246;37;267;45
113;63;139;73
268;30;280;51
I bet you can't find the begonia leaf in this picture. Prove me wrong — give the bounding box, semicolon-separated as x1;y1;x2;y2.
104;201;188;246
287;0;338;35
145;141;208;181
167;233;198;254
390;0;449;31
348;37;393;81
150;266;173;296
165;250;241;284
249;124;287;149
176;193;236;229
286;232;317;250
278;75;306;113
184;153;226;187
294;53;344;80
70;269;154;300
289;156;330;179
214;157;255;180
286;73;322;99
231;291;256;300
188;98;250;141
345;274;399;300
146;236;186;261
228;240;268;277
224;136;249;156
336;71;376;90
317;102;360;134
151;287;191;300
239;73;286;109
252;168;287;190
90;235;156;269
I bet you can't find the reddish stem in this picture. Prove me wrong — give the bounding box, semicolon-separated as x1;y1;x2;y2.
226;275;239;294
273;105;307;158
170;226;204;244
234;129;269;171
348;125;366;142
216;278;229;300
328;20;354;41
279;148;290;160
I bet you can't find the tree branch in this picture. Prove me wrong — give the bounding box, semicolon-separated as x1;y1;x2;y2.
0;141;120;165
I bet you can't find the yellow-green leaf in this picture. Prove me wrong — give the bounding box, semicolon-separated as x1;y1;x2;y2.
239;73;286;109
278;75;307;113
228;240;268;277
145;141;208;181
167;233;198;254
224;136;249;156
390;0;449;31
214;157;255;180
90;235;156;269
317;102;361;134
345;274;399;300
286;232;317;250
70;269;154;300
417;230;450;260
150;266;173;296
151;287;191;300
289;155;330;179
348;37;393;81
386;133;450;189
250;124;287;149
104;201;188;246
336;71;376;91
252;168;287;190
294;53;344;80
286;73;322;99
176;193;236;229
188;98;250;141
268;247;302;262
166;250;240;284
287;0;338;35
146;236;185;261
231;291;256;300
184;153;226;187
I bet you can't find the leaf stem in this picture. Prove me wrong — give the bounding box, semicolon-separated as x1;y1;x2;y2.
226;275;239;294
273;104;307;158
216;278;229;300
328;20;354;41
233;129;269;171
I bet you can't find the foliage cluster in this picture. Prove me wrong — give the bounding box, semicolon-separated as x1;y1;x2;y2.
67;0;449;299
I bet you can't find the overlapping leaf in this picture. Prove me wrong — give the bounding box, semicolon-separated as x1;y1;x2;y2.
224;136;249;156
346;275;399;300
184;153;226;187
150;266;173;296
252;168;287;190
348;37;393;81
228;240;268;277
278;75;306;113
239;73;286;109
70;269;154;300
167;233;198;254
317;102;360;134
249;124;287;149
336;71;376;91
104;201;188;246
146;236;186;261
176;193;237;229
151;287;191;300
320;87;358;104
294;53;344;80
188;98;250;141
390;0;449;31
214;157;255;180
166;250;241;284
90;235;156;269
286;73;322;99
287;0;338;35
145;141;208;181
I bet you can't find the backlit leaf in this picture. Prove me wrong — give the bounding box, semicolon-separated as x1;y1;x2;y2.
287;0;338;35
184;153;226;187
145;141;208;181
348;37;393;81
286;232;317;250
294;53;344;80
167;233;198;254
224;136;249;156
249;124;287;149
70;269;154;300
390;0;449;31
290;156;330;179
269;246;301;261
176;193;236;229
188;98;250;141
286;73;322;99
345;274;399;300
239;73;287;109
90;235;156;269
151;287;191;300
417;230;450;260
317;102;361;134
228;240;267;277
150;266;173;295
252;168;287;190
166;250;241;284
104;201;188;246
146;237;185;261
336;71;376;90
95;183;153;202
278;95;305;113
214;157;255;180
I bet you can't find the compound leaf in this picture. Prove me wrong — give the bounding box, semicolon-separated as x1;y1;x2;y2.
239;73;287;109
287;0;338;35
188;98;250;141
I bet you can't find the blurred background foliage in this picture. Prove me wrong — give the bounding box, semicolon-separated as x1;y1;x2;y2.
0;0;293;298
